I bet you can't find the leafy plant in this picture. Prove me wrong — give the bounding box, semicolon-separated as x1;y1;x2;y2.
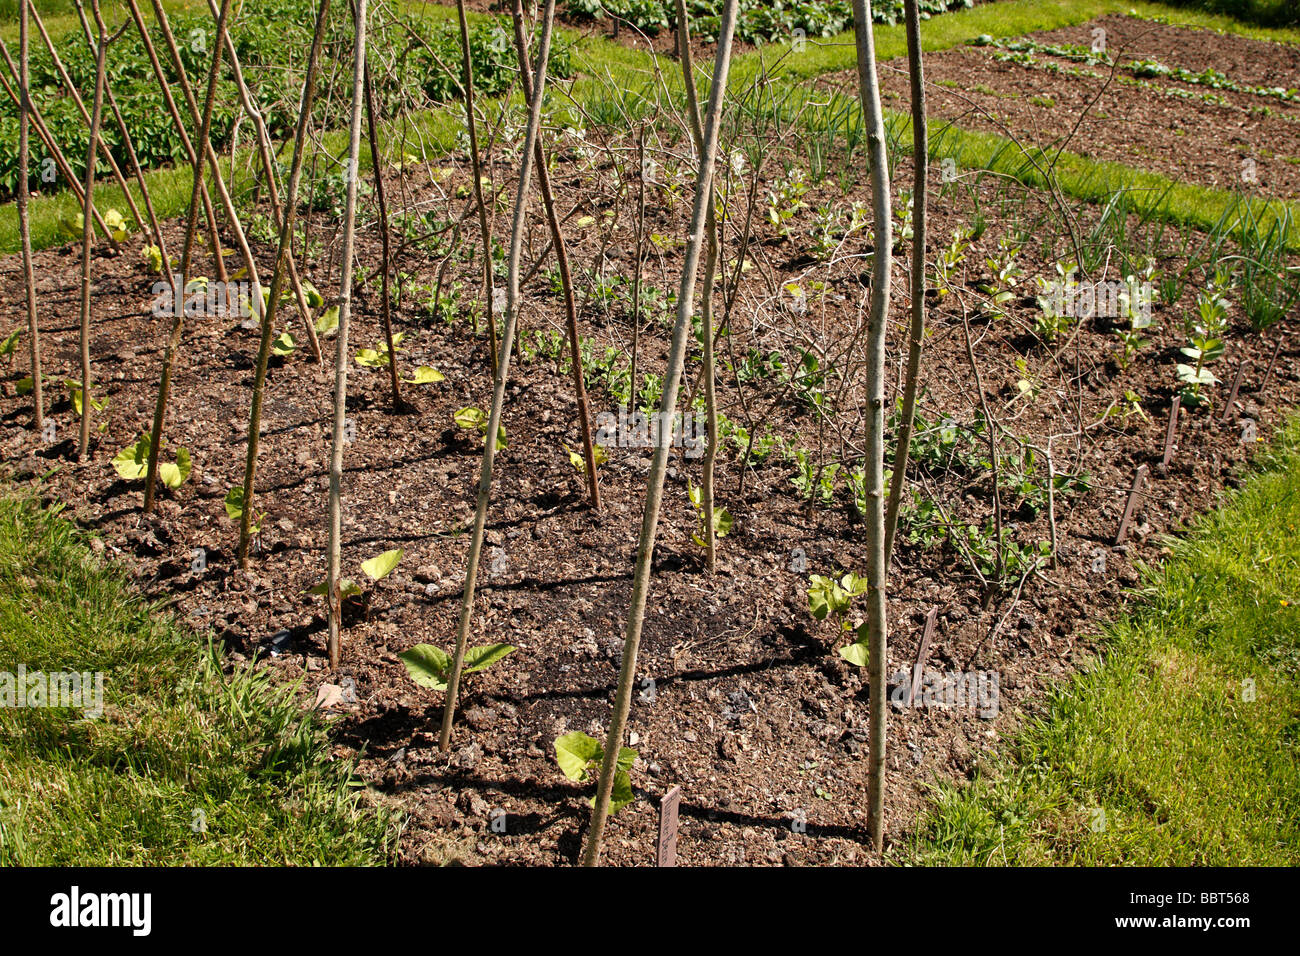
271;332;298;357
404;365;445;385
453;406;506;450
314;306;340;337
554;730;637;814
564;442;607;475
1177;279;1230;409
224;487;265;537
688;479;733;549
306;548;404;606
807;572;869;629
63;380;108;424
113;434;191;489
355;332;405;368
399;642;515;692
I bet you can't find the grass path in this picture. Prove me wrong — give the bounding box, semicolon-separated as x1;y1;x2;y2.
0;495;400;864
904;415;1300;866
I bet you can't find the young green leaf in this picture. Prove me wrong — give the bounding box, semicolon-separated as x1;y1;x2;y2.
141;244;165;274
463;643;516;674
314;306;340;336
360;548;403;581
453;406;486;431
224;486;247;521
103;208;130;242
0;329;21;357
398;644;452;691
158;447;192;489
404;365;445;384
554;730;603;782
271;332;297;356
307;578;363;600
112;434;151;480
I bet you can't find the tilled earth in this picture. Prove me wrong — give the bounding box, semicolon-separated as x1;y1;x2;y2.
873;13;1300;199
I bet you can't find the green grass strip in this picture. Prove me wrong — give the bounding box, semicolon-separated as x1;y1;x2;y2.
904;413;1300;866
0;494;400;865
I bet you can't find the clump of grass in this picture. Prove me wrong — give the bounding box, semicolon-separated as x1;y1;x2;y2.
0;496;401;865
902;415;1300;866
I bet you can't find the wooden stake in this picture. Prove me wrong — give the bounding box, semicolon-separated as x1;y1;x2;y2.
1115;464;1148;545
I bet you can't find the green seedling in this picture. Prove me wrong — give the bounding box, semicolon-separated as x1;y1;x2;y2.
404;366;445;385
399;642;515;693
554;730;637;814
114;433;191;489
314;306;340;337
808;572;869;631
564;442;607;475
454;407;506;450
271;332;298;357
1177;283;1229;409
141;244;166;274
224;487;265;537
307;547;404;609
688;479;733;549
355;332;405;368
64;379;108;416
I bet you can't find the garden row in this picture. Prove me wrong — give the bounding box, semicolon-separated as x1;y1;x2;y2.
0;0;570;201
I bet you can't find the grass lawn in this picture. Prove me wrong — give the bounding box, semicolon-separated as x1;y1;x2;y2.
905;415;1300;866
0;494;401;865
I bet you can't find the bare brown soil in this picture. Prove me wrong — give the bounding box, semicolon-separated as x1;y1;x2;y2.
873;13;1300;199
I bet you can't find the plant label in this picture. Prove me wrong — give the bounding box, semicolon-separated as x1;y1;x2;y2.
1240;419;1257;444
657;786;681;866
907;608;938;708
1220;359;1247;423
1159;395;1180;473
1115;464;1148;545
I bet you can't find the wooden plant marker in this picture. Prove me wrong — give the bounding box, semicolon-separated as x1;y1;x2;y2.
907;607;939;708
1220;359;1248;425
1158;395;1180;475
1115;464;1149;546
657;785;681;867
